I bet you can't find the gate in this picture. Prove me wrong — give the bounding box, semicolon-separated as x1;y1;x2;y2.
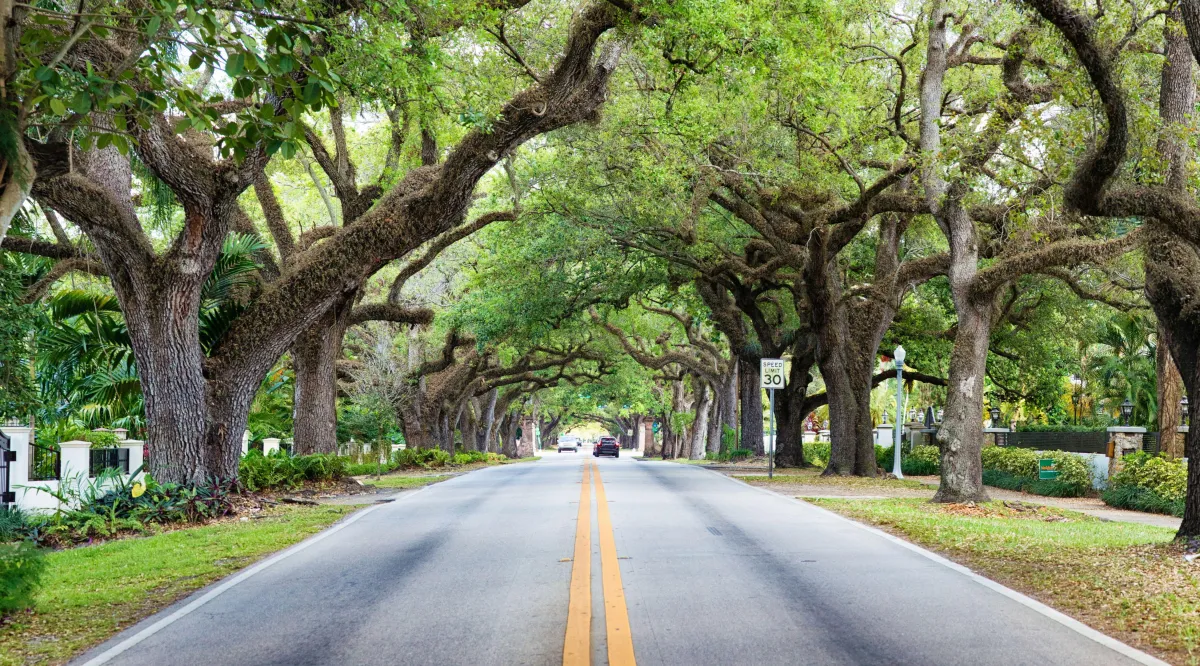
0;430;14;506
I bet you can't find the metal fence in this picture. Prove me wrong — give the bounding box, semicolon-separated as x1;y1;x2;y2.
30;442;61;481
1002;431;1110;454
0;431;13;506
89;448;130;476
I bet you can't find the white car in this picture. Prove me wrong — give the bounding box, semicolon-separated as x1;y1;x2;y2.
558;437;580;452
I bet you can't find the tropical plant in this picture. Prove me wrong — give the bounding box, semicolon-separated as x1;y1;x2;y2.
0;541;45;615
1084;314;1157;428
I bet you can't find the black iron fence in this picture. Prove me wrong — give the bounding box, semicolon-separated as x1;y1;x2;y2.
30;441;61;481
90;448;130;476
1002;431;1109;454
0;430;13;505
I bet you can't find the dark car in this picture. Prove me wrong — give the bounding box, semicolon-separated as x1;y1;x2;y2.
593;436;620;458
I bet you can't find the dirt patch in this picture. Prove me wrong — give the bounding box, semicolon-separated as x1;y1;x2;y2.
935;500;1076;522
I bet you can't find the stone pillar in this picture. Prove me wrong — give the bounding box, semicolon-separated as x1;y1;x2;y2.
2;426;31;508
875;425;894;447
121;439;145;479
1107;425;1146;476
241;430;251;456
818;429;830;442
263;438;281;455
983;427;1011;447
1176;425;1188;459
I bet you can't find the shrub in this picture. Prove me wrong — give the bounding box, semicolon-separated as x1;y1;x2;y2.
450;450;502;465
980;449;1093;497
238;450;346;492
0;541;45;615
875;445;941;475
1101;484;1185;517
392;447;452;469
981;446;1040;477
804;442;831;467
1110;452;1186;503
344;460;398;476
0;507;33;542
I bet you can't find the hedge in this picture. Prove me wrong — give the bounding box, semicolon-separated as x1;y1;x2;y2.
1101;453;1186;516
980;447;1093;497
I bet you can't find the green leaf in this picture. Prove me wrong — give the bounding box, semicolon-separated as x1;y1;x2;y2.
146;15;162;37
226;53;245;77
49;98;67;116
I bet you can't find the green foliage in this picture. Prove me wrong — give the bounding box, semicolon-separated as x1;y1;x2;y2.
0;253;38;418
874;445;941;475
1085;313;1157;428
805;442;831;467
981;469;1090;498
705;448;752;461
392;447;453;469
17;468;237;545
246;366;293;441
237;450;346;492
0;507;34;542
0;541;45;615
980;448;1094;497
981;446;1042;477
343;460;398;476
1101;485;1185;517
1109;453;1186;504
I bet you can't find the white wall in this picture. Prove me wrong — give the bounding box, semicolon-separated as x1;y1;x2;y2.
4;427;146;514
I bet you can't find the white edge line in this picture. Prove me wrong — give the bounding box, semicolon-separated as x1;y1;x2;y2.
701;466;1171;666
78;484;436;666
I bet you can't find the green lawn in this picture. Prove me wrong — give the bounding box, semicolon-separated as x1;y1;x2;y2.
1;504;354;666
813;498;1194;664
360;474;451;490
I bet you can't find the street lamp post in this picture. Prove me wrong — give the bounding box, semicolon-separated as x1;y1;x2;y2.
1181;396;1189;426
1121;398;1134;426
892;346;906;478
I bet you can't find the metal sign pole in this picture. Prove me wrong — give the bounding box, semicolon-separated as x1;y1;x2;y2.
768;388;776;479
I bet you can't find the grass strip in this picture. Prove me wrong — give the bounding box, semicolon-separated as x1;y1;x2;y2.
812;498;1194;664
0;504;354;666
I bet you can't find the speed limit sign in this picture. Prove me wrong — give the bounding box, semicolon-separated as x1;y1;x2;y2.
760;358;786;389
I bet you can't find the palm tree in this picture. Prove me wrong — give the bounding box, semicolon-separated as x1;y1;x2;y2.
1085;313;1157;427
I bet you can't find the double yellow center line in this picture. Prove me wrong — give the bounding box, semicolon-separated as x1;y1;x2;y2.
563;461;636;666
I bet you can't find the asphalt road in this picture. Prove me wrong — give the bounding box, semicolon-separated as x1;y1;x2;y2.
77;453;1161;666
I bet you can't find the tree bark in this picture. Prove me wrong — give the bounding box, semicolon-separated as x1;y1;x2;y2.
738;356;764;454
933;300;993;502
689;382;713;459
292;294;355;454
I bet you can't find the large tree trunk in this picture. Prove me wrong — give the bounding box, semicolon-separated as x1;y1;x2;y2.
718;365;737;452
1158;321;1185;456
690;382;713;459
933;299;993;502
774;344;816;468
291;295;354;455
1146;224;1200;537
738;356;764;454
705;395;721;456
478;388;498;452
